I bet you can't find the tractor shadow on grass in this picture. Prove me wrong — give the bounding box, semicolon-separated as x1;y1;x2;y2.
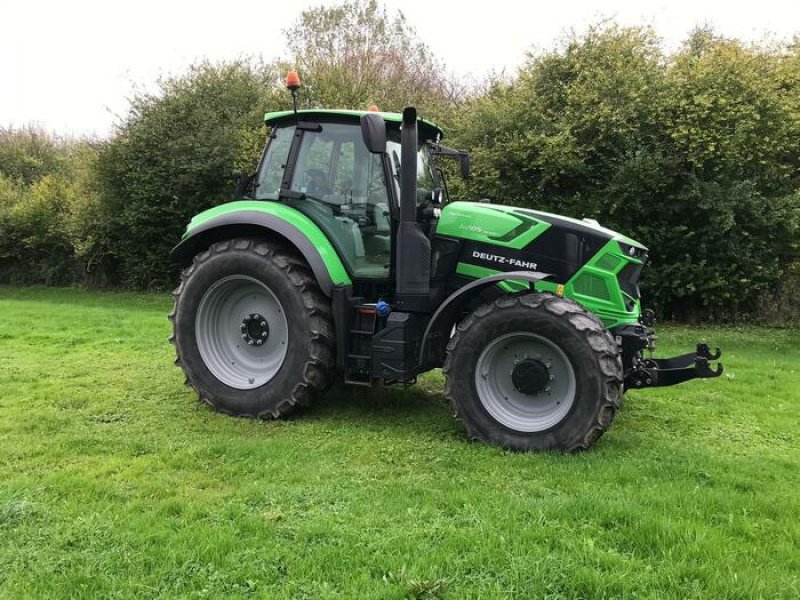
296;378;459;436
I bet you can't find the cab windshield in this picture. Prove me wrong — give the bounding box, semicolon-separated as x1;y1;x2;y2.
255;122;391;278
254;125;441;205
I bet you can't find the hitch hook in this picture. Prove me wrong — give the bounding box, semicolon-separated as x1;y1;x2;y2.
695;356;724;378
697;342;722;361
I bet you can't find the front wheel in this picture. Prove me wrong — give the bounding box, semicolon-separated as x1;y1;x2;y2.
443;293;622;451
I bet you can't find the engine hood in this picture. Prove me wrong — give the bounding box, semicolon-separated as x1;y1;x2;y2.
436;201;647;252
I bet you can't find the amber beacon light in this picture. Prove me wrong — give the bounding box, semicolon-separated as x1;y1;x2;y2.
285;70;301;91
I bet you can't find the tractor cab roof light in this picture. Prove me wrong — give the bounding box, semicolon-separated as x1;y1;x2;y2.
285;71;301;91
286;70;301;118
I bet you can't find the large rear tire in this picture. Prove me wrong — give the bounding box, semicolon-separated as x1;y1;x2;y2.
169;238;335;418
443;293;622;452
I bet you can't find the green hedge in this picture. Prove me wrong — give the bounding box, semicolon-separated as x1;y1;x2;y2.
0;129;106;285
93;61;273;288
450;27;800;320
1;19;798;322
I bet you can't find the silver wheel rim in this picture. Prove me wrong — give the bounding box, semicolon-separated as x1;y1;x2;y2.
195;275;289;390
475;331;576;432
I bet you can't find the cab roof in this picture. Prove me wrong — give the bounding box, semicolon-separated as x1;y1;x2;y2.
263;109;444;140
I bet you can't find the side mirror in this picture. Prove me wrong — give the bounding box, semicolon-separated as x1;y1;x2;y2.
460;153;471;178
360;113;386;154
431;144;471;179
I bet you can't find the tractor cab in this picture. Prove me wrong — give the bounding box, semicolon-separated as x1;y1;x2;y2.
251;109;456;285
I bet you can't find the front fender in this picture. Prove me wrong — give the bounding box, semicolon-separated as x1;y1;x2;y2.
170;201;352;296
418;270;551;369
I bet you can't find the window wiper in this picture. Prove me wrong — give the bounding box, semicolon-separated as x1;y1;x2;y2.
278;190;329;205
278;190;306;201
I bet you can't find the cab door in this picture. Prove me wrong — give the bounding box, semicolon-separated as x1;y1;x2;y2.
257;121;392;279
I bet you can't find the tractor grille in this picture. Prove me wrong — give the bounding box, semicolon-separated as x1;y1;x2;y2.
573;273;611;301
596;254;622;271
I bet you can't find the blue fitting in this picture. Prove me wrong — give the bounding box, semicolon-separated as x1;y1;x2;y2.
375;300;391;317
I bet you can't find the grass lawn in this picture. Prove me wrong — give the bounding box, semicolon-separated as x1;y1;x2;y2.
0;286;798;599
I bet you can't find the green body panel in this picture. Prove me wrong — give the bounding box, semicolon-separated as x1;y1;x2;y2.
437;203;552;249
455;239;642;329
443;201;645;329
438;202;647;251
182;199;641;327
183;201;352;286
552;239;642;328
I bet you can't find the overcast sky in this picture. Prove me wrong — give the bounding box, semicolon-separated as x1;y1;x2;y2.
2;0;798;138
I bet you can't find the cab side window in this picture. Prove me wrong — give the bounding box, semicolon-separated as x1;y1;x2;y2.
255;126;295;200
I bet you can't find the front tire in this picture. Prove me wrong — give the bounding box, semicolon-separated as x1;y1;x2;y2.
443;293;622;452
169;238;335;418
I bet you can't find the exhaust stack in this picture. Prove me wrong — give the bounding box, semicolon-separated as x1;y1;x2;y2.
395;107;431;309
400;107;418;222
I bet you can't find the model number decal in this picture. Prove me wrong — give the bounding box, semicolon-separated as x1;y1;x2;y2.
472;251;538;270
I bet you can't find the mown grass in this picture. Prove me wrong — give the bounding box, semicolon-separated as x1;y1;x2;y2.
0;286;798;599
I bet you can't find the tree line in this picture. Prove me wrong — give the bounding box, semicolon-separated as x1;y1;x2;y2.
1;0;798;321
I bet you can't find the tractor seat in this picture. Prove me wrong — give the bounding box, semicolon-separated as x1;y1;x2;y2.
305;169;332;198
372;202;390;233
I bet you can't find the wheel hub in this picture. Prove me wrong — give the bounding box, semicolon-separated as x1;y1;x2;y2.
511;358;550;395
474;332;576;433
240;312;270;346
195;275;288;390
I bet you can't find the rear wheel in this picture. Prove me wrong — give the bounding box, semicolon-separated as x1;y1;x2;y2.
443;293;622;451
169;238;335;418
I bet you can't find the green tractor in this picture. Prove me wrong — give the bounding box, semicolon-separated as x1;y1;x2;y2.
169;83;723;452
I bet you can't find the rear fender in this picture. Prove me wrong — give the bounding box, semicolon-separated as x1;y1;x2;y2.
170;203;352;296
